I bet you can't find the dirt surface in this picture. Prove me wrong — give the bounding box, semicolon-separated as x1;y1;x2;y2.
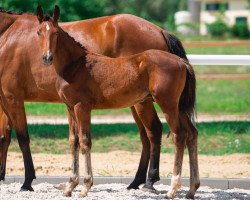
1;183;250;200
6;151;250;178
26;114;250;124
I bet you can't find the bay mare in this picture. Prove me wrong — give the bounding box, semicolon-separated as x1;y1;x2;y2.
36;6;199;199
0;7;192;195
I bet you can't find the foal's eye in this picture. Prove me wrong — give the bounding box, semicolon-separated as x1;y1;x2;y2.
37;31;41;36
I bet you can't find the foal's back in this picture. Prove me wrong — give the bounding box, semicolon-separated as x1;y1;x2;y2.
73;50;185;109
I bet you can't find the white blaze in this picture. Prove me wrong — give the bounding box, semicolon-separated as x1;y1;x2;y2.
46;23;50;31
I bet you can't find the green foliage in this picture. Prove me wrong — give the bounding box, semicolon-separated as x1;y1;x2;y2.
0;0;185;25
231;23;250;39
207;20;228;37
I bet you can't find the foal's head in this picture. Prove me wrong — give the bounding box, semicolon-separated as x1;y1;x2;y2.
36;5;60;66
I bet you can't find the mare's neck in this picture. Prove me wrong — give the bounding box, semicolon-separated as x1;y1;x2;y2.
53;30;87;81
0;12;18;37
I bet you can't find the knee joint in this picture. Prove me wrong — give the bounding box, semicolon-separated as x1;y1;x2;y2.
172;132;186;147
79;139;92;153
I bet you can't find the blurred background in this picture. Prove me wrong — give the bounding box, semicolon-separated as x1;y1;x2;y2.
1;0;249;168
1;0;250;39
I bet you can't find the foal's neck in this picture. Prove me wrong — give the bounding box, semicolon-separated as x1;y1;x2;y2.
0;12;18;37
53;29;88;81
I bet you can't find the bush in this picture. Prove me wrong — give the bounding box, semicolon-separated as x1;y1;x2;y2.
207;20;228;37
231;23;250;39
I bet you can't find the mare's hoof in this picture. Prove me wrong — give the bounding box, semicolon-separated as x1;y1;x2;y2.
20;186;34;192
127;179;145;190
141;184;157;194
185;192;195;199
127;182;140;190
0;176;5;181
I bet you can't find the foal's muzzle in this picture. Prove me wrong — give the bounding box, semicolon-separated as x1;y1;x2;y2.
42;52;53;66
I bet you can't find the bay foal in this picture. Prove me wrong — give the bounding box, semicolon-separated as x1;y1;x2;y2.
36;6;200;199
0;7;188;192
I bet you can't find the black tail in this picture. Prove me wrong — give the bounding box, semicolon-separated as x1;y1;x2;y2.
179;61;197;127
162;30;196;126
162;30;188;61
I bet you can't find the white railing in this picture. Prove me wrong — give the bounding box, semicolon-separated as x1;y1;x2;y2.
187;55;250;65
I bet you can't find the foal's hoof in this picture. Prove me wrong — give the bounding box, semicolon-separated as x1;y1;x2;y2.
54;182;66;190
166;191;175;199
20;186;34;192
141;184;157;194
185;192;195;199
64;190;72;197
79;191;88;198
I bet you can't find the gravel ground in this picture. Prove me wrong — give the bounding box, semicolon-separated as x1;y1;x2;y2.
0;183;250;200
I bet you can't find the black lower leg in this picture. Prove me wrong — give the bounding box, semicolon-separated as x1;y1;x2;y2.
0;132;11;181
127;146;150;189
142;147;161;192
17;134;36;191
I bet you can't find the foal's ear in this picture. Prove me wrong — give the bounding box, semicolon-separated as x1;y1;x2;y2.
36;5;44;23
53;5;60;23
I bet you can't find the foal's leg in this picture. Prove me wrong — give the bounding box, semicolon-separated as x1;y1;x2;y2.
155;98;186;199
185;116;200;199
133;100;163;192
62;109;80;196
0;107;12;181
74;103;93;198
127;106;151;189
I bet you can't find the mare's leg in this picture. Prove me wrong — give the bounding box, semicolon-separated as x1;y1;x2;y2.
133;100;163;192
155;98;186;199
0;106;12;181
127;106;151;189
63;109;80;196
5;94;35;191
64;103;93;197
185;116;200;199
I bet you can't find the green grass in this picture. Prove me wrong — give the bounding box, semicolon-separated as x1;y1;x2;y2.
185;46;250;55
24;79;250;115
8;122;250;155
196;80;250;114
193;65;250;75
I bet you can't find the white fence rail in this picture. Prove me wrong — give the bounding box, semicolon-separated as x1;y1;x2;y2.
187;55;250;66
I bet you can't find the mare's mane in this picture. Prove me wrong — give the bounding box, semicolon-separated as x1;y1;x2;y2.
0;8;24;15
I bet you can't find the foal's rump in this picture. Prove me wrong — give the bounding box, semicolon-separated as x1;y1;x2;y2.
143;49;196;121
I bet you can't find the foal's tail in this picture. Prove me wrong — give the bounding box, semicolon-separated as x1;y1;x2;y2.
162;30;196;126
179;60;197;127
162;30;188;61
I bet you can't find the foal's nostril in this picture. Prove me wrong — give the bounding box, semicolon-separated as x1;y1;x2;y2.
48;56;53;62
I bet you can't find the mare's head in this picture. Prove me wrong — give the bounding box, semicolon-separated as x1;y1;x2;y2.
36;5;60;66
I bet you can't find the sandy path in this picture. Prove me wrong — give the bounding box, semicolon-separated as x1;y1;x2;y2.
26;114;250;124
6;151;250;178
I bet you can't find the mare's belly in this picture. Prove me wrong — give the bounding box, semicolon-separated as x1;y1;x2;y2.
92;91;151;109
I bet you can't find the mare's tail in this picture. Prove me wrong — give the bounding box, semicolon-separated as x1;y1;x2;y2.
162;30;188;61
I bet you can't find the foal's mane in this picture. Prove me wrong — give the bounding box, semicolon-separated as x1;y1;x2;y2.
0;8;24;15
42;15;88;53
